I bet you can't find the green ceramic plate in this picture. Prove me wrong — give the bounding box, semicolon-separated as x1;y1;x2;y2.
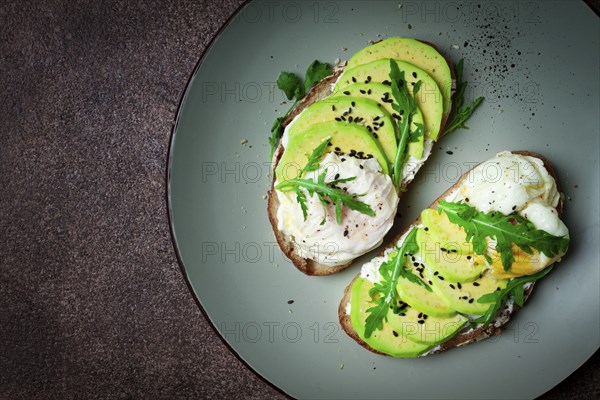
168;1;599;398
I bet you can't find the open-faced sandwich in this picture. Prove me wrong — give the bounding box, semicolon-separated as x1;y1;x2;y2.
338;151;570;357
267;37;483;275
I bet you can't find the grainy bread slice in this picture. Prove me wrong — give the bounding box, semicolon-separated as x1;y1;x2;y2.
338;151;564;356
267;41;455;276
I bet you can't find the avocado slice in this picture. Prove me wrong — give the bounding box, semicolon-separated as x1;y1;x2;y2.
350;278;432;358
386;305;467;345
334;59;444;140
416;227;485;282
335;83;425;159
275;120;389;182
347;37;452;114
287;97;397;163
421;208;473;255
394;254;457;318
423;267;509;315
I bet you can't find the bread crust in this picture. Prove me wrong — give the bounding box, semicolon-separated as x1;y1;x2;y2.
338;151;564;357
267;40;456;276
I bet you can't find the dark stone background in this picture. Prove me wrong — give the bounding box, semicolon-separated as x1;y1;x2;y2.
1;1;598;399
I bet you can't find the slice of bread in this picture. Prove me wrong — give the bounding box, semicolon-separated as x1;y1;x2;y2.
268;41;455;276
338;151;564;356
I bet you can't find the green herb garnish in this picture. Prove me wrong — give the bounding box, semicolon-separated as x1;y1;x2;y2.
438;200;569;272
442;59;484;136
389;60;422;189
269;61;333;158
473;265;554;327
275;138;374;225
364;228;431;338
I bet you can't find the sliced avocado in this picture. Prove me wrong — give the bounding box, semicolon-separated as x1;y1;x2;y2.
416;227;485;282
347;37;452;114
275;120;389;182
334;59;444;140
421;208;474;255
387;305;467;345
395;255;457;318
335;83;425;159
423;267;509;315
287;97;397;162
350;278;431;358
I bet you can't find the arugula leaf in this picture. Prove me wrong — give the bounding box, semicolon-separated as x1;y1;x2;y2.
269;61;333;158
408;122;424;143
277;72;304;100
389;60;421;189
443;59;485;136
438;200;569;272
364;229;426;338
275;138;375;225
304;60;333;92
473;265;554;327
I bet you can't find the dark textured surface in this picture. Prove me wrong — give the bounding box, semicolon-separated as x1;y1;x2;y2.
0;1;597;399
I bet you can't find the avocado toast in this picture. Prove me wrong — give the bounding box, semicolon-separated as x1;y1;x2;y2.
268;38;484;276
338;151;570;357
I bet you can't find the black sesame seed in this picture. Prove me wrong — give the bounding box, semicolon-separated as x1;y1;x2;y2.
287;300;294;304
382;80;391;86
438;276;445;280
344;91;351;95
351;76;357;82
367;89;372;94
343;230;349;237
360;89;366;94
334;173;340;179
423;314;428;320
434;271;439;276
373;116;380;121
359;165;364;169
424;227;429;231
413;262;419;267
450;284;456;289
457;282;462;289
348;116;353;122
399;109;405;115
335;117;341;121
412;72;417;78
418;320;425;324
393;330;399;337
351;101;356;107
462;296;468;300
335;147;341;151
418;312;423;318
466;256;471;260
440;247;447;252
446;150;454;155
341;158;346;162
428;280;433;285
332;105;336;111
512;205;517;211
373;133;378;139
469;298;474;304
473;282;480;287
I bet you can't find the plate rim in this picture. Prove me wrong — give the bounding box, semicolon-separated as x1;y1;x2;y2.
165;0;294;398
